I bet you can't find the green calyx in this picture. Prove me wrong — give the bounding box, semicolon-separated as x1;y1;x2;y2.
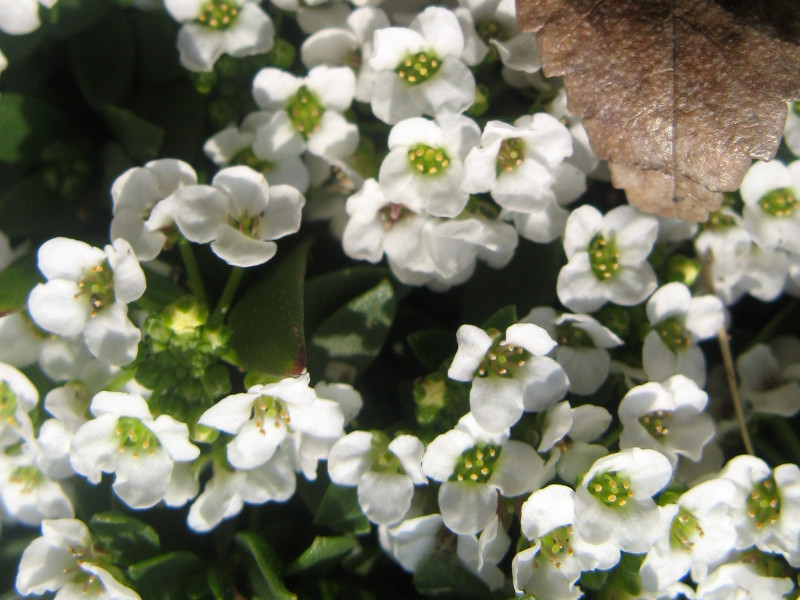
369;431;404;474
115;417;160;458
78;260;115;315
639;410;671;439
476;20;511;43
287;85;325;140
588;470;633;509
747;475;781;528
475;330;530;379
588;234;620;281
654;317;691;353
669;506;702;553
450;444;501;483
231;147;274;176
408;144;450;176
379;203;412;229
10;465;43;492
0;381;18;424
196;0;240;30
395;51;441;85
496;137;525;175
536;525;574;570
556;321;595;349
759;187;798;218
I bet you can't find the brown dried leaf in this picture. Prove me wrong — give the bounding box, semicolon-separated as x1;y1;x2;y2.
517;0;800;221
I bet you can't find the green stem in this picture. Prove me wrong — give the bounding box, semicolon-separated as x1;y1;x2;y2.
179;238;208;307
212;267;244;323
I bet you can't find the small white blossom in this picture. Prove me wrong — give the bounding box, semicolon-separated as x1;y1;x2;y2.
736;336;800;417
0;362;38;447
456;516;510;591
740;159;800;253
0;0;57;35
378;513;444;573
695;562;794;600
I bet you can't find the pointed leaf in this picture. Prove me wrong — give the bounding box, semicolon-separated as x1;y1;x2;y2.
0;255;41;315
127;552;205;600
234;531;297;600
99;104;164;163
89;512;160;566
284;536;360;576
0;94;69;164
412;552;490;599
313;484;371;536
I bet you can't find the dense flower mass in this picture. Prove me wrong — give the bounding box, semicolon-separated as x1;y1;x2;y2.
2;2;800;600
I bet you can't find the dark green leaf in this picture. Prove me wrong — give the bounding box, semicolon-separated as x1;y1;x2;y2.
89;511;160;566
0;255;41;314
229;240;311;376
68;11;135;105
132;10;183;85
284;536;359;576
307;278;396;378
0;174;77;237
0;93;68;163
48;0;116;38
406;327;456;371
138;263;185;310
127;551;205;600
481;305;517;332
234;531;297;600
578;568;609;591
98;104;164;163
412;552;490;599
313;484;371;536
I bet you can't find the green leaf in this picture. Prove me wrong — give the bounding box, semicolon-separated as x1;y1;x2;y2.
138;263;184;310
68;11;135;105
481;305;517;332
89;512;160;566
313;484;371;536
406;327;456;371
0;255;41;314
127;552;205;600
98;104;164;163
0;94;69;163
229;240;311;376
284;536;359;576
307;278;396;378
234;531;297;600
412;552;490;599
47;0;116;38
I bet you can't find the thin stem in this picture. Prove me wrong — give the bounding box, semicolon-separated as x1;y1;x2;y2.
178;238;208;307
698;249;755;455
212;267;244;323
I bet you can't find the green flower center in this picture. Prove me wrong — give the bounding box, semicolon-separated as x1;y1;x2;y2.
450;444;501;483
654;317;691;353
747;475;781;528
196;0;240;30
588;471;633;509
759;188;798;218
476;20;511;43
10;465;43;492
496;138;525;175
556;321;594;349
369;431;404;474
535;525;574;570
639;410;671;439
702;209;737;231
78;260;115;316
395;51;441;85
229;211;261;238
588;234;620;280
669;506;703;553
253;395;290;433
379;203;412;229
287;85;325;140
0;381;19;425
115;417;160;458
231;147;274;176
476;331;531;378
408;144;450;176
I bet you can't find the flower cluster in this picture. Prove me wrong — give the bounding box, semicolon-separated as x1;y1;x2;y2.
1;2;800;600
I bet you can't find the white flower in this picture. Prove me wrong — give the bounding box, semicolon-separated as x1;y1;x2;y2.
557;205;659;313
639;477;738;591
378;513;444;572
110;159;197;261
16;518;141;599
204;112;309;193
379;113;480;218
27;238;145;366
574;448;673;554
694;208;754;305
0;362;37;447
174;165;304;267
695;562;794;600
513;484;619;600
619;375;716;467
642;282;725;386
422;413;545;534
328;431;426;525
736;336;800;417
456;516;510;591
164;0;274;72
784;102;800;158
368;6;476;123
0;0;57;35
199;373;343;471
69;391;200;509
448;322;568;432
252;65;358;160
740;159;800;253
